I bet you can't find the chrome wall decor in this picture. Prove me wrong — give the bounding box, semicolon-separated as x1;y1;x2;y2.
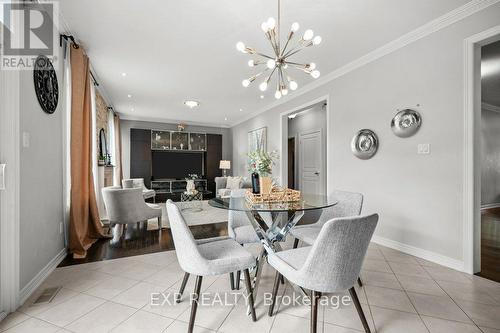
236;0;322;99
351;129;378;160
391;109;422;138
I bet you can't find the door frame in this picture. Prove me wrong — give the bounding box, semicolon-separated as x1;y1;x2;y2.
0;67;21;315
297;128;325;195
280;95;331;194
463;25;500;274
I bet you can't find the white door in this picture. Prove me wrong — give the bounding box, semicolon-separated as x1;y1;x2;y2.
298;130;324;195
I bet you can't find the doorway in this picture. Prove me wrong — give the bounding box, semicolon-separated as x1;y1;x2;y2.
479;39;500;282
286;102;327;196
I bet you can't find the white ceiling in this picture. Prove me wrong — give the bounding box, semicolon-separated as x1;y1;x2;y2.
59;0;470;127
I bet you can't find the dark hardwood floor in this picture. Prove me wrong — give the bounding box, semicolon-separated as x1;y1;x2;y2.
58;222;228;267
478;207;500;282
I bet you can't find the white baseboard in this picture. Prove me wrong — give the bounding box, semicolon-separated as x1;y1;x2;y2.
372;235;465;272
19;248;67;305
480;202;500;210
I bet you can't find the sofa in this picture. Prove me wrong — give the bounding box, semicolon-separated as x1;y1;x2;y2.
215;176;252;198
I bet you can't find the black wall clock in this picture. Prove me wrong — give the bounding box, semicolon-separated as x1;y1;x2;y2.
33;55;59;114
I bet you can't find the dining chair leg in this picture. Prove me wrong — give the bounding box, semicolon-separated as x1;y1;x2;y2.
310;290;321;333
268;271;281;317
176;272;190;303
349;287;371;333
357;277;363;287
235;271;241;290
243;269;257;322
229;272;235;290
188;276;203;333
293;238;299;249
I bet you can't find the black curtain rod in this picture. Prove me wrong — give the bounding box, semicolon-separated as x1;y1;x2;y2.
60;34;99;86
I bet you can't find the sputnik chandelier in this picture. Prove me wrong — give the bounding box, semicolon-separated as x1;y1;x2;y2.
236;0;322;99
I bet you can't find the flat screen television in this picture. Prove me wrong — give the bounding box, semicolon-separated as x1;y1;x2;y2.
152;151;204;180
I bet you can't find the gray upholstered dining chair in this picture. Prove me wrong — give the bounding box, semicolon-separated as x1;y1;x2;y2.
227;189;261;289
102;186;162;233
290;190;363;248
166;200;258;333
267;214;379;333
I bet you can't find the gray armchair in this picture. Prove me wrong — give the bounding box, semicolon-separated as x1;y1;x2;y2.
102;186;162;232
122;178;156;202
215;176;252;198
268;214;379;333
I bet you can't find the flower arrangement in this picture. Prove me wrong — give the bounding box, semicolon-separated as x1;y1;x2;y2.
248;150;278;176
185;174;199;180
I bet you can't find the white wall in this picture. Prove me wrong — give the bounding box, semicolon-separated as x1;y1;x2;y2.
231;3;500;267
19;49;65;289
480;108;500;206
120;120;232;179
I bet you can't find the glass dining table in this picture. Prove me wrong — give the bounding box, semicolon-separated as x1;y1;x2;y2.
208;193;337;313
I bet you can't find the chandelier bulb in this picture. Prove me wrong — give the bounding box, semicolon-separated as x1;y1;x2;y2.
291;22;300;32
310;70;320;79
259;82;268;91
267;17;276;30
274;90;282;99
313;36;322;45
266;59;276;69
303;29;314;41
282;88;289;96
261;22;269;32
236;41;246;52
248;59;255;67
289;81;298;90
309;62;316;70
242;79;251;87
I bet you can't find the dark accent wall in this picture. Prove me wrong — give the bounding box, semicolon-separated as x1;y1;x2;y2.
206;134;223;194
130;128;152;188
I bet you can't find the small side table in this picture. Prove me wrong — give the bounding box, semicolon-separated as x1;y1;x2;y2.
180;192;203;212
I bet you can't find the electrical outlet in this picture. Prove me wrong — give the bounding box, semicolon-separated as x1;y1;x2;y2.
417;143;430;154
22;132;30;148
59;221;63;234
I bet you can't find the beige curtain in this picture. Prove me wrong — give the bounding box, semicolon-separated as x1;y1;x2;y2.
69;45;108;259
113;113;123;185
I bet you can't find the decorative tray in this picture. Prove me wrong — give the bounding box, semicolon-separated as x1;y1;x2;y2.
245;187;301;204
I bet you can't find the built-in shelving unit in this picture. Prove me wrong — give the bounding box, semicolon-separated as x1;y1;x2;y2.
151;130;207;151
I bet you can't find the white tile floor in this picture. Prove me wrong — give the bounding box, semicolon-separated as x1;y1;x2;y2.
2;243;500;333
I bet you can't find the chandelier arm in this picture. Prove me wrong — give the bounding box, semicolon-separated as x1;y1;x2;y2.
267;31;280;56
255;52;275;60
280;67;287;90
283;60;307;67
265;66;278;84
280;32;294;57
283;46;308;59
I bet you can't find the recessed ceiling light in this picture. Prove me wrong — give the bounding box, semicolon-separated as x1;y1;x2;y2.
224;117;228;121
260;95;264;99
131;107;135;111
239;108;243;112
127;94;132;98
184;100;200;108
121;72;127;77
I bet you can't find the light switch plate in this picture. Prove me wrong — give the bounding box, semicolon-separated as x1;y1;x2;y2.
417;143;430;154
0;164;5;190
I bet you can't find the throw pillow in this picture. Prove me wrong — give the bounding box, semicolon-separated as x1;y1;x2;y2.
226;176;242;190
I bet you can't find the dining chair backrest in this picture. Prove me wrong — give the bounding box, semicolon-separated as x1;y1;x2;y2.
317;190;363;225
300;214;378;292
166;200;207;274
228;189;250;231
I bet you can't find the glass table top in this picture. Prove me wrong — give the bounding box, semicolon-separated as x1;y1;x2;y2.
208;193;337;212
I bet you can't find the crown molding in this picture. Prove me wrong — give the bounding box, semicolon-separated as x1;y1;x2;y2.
230;0;500;127
482;102;500;113
119;114;231;129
